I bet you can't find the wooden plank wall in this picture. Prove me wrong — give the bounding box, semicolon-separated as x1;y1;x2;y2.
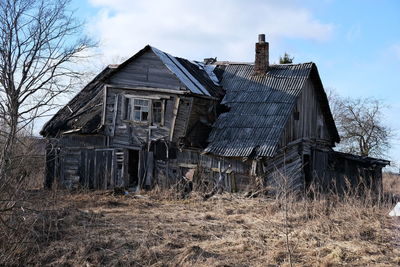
263;143;304;192
108;50;183;89
280;80;332;148
44;144;56;189
57;147;117;190
171;97;192;142
311;148;383;196
153;149;254;192
104;88;195;147
59;148;81;189
176;149;251;174
59;134;106;148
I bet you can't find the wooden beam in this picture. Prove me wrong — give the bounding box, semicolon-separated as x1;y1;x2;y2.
106;85;188;95
111;94;119;136
169;96;180;141
179;163;198;168
123;94;171;100
101;85;108;126
106;84;219;100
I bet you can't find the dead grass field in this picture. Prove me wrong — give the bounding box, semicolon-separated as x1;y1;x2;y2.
383;172;400;197
2;188;400;267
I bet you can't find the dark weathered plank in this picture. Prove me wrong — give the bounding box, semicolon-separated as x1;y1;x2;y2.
108;50;182;89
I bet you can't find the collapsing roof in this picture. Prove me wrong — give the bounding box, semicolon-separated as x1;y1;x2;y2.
108;45;223;98
41;45;223;137
40;66;115;137
204;63;339;158
41;44;339;160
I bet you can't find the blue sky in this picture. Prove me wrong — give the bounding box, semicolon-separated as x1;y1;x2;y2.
67;0;400;167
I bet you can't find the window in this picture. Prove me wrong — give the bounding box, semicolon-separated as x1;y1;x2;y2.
152;100;163;125
123;97;164;125
133;99;149;122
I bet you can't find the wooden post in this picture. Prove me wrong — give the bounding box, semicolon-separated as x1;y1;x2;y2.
101;85;108;126
110;94;119;136
169;96;180;141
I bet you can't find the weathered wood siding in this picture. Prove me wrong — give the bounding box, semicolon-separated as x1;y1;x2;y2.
280;79;331;147
262;139;385;196
108;50;184;90
263;142;304;192
312;149;384;196
172;149;252;192
104;87;194;147
59;134;106;148
176;149;250;174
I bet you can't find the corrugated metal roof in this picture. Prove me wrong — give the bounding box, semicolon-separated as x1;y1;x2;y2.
204;63;313;158
175;57;223;98
151;46;212;97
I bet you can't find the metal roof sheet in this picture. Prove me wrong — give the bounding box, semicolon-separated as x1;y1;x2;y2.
151;46;212;96
205;63;313;158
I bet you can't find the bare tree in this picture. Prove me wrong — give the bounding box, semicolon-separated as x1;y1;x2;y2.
0;0;95;189
0;0;96;218
327;90;391;158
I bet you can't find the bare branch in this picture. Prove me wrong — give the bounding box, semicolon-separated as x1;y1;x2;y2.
327;91;391;158
0;0;96;215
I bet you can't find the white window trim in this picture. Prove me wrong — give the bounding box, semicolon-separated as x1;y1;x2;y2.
122;95;165;126
132;98;150;122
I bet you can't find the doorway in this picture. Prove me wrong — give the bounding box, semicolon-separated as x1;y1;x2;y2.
128;150;139;187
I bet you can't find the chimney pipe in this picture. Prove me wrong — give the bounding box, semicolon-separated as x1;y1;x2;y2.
258;34;265;43
254;34;269;75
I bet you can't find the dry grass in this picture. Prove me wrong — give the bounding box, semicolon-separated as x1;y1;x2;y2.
383;172;400;197
1;188;400;266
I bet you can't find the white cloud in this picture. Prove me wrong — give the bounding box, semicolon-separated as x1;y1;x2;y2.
87;0;334;63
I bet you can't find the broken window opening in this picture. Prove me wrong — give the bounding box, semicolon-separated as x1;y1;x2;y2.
133;99;149;122
123;97;165;125
152;100;163;125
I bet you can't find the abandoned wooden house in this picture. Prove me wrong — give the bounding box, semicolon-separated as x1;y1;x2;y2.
41;34;389;194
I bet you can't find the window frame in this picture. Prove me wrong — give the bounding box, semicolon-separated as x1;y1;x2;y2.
151;99;164;126
132;98;149;122
122;96;165;126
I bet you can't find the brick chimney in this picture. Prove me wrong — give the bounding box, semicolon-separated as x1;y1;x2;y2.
254;34;269;75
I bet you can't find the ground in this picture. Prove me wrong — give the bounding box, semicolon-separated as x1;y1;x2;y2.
3;188;400;266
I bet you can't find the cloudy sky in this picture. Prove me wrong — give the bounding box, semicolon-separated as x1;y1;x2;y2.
67;0;400;166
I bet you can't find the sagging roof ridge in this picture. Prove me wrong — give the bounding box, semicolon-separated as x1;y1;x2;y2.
41;45;223;136
40;66;114;136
